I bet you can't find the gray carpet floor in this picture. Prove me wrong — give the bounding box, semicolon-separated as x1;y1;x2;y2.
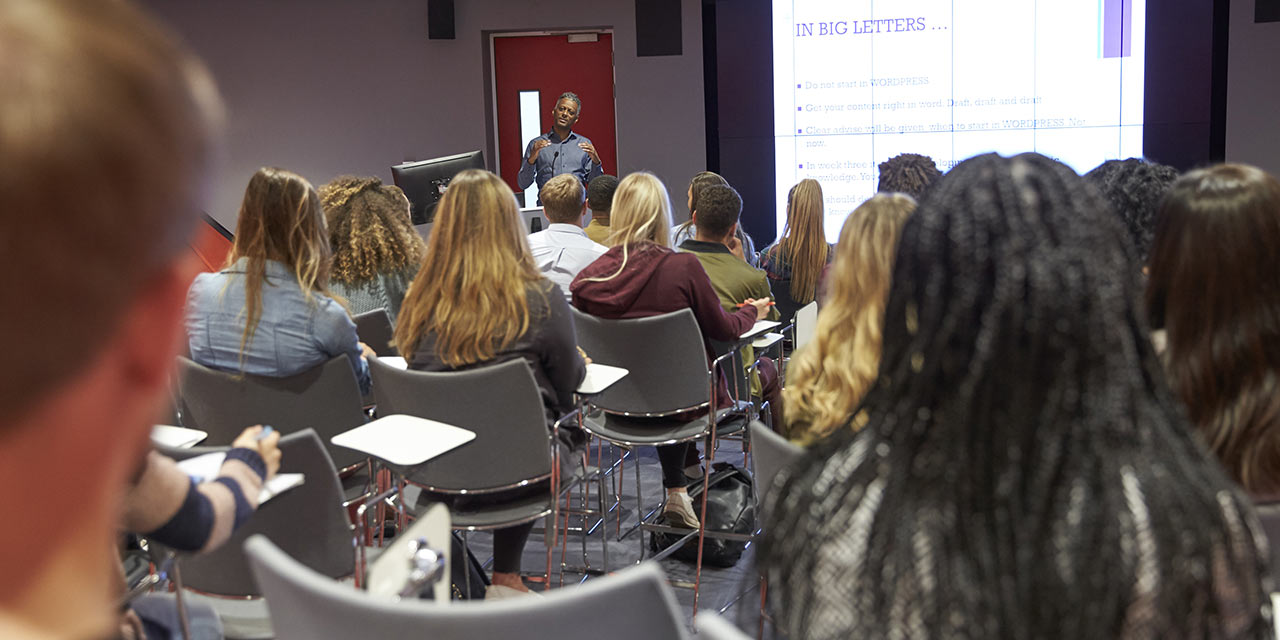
463;439;776;638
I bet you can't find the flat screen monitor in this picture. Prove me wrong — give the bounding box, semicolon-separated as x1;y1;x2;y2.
391;150;485;225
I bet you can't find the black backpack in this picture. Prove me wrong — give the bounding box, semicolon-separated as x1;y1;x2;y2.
650;462;756;568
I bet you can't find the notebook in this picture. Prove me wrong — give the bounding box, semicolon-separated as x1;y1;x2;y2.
176;452;304;504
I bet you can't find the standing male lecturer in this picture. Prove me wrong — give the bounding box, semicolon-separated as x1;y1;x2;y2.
517;91;604;199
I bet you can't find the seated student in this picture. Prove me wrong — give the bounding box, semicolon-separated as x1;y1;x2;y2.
527;174;608;301
671;171;759;265
394;169;586;599
122;426;281;639
572;172;772;528
1146;164;1280;500
677;184;784;430
584;174;619;244
760;179;833;324
783;193;915;445
1084;158;1180;267
760;153;1272;639
320;176;425;321
877;152;942;199
186;167;374;394
0;1;225;637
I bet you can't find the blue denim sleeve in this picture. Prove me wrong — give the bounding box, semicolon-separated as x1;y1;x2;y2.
314;297;371;394
517;137;539;190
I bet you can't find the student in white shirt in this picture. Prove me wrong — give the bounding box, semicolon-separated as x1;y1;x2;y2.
527;174;607;301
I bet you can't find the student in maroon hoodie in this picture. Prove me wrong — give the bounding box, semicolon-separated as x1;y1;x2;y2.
571;172;772;529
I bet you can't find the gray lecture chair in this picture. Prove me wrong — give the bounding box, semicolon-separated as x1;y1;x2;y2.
746;420;802;636
695;613;754;640
156;429;356;639
368;356;576;587
353;308;397;356
175;356;369;471
571;308;748;614
245;535;690;640
746;421;802;509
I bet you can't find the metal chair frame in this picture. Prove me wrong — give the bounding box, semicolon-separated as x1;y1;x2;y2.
570;308;754;617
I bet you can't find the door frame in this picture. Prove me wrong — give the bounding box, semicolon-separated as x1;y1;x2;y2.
484;28;618;191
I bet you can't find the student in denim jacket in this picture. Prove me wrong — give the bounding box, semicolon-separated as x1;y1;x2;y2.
186;167;373;393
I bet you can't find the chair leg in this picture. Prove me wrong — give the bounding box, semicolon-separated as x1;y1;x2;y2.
690;430;715;619
462;530;472;598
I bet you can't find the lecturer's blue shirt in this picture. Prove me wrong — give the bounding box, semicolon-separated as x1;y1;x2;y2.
517;130;603;194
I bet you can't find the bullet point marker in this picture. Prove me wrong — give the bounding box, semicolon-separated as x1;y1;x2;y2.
797;107;802;111
797;84;801;88
798;164;804;168
797;129;803;133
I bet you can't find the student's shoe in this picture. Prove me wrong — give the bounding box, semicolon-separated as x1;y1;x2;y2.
663;491;701;529
485;584;542;600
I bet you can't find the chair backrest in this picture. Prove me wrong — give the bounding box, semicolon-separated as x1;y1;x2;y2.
571;308;710;415
793;300;819;351
176;356;368;469
353;308;397;356
695;613;754;640
367;357;551;492
748;420;802;506
175;429;354;596
367;504;451;603
245;535;691;640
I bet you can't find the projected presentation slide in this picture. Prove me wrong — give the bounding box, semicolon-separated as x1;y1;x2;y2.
773;0;1145;239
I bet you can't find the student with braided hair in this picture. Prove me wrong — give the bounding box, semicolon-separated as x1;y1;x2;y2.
760;153;1273;639
320;175;425;320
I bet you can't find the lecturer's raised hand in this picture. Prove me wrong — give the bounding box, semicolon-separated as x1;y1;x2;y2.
578;141;601;165
528;138;551;164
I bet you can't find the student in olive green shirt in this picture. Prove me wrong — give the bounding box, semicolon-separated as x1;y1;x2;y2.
677;183;784;430
584;174;618;244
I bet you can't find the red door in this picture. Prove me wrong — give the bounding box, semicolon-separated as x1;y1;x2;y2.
493;33;617;199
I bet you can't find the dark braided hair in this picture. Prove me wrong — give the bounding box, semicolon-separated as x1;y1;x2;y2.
760;153;1273;639
1085;158;1180;264
877;152;943;199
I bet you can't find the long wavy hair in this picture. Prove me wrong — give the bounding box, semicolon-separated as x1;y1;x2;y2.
760;153;1272;639
783;193;915;445
393;170;543;366
225;167;330;356
1147;163;1280;497
769;179;828;303
320;175;425;286
585;172;673;284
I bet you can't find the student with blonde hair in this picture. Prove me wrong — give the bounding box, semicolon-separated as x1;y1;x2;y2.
784;193;915;445
572;172;772;528
761;179;833;323
320;175;425;320
395;169;586;599
186;167;374;393
527;174;607;301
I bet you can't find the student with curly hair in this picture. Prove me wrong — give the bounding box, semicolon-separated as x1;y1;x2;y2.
1147;164;1280;498
320;175;425;320
760;153;1273;639
876;152;942;199
783;193;915;445
1085;158;1180;265
187;168;373;393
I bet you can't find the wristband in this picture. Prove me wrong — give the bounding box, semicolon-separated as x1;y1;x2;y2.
226;447;268;481
213;476;255;528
